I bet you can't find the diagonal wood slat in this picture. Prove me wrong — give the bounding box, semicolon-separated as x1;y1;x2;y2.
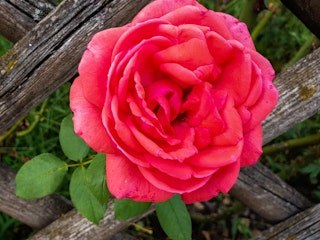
253;204;320;239
0;0;56;42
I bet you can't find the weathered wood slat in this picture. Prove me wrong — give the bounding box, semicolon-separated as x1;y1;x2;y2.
0;162;73;229
252;204;320;240
230;162;312;222
30;201;155;240
0;0;56;42
262;47;320;145
0;0;318;238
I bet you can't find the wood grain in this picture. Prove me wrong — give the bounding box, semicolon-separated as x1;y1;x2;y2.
262;47;320;145
0;0;56;42
253;203;320;239
0;0;319;238
30;201;156;240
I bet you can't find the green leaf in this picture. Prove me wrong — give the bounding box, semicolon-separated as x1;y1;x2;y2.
86;154;110;205
115;198;151;220
156;195;191;240
70;166;108;224
59;114;89;161
16;153;67;199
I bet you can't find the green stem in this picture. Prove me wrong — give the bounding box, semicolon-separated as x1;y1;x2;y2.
219;0;238;12
16;99;48;137
0;118;23;142
263;133;320;155
239;0;258;32
251;8;275;42
68;159;93;168
59;159;93;170
283;35;319;69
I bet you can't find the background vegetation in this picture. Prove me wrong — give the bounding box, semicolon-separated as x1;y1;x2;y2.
0;0;319;239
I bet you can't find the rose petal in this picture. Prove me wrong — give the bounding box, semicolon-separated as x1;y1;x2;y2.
161;6;233;40
216;12;255;50
240;125;262;166
194;127;211;150
186;142;243;168
128;119;198;161
159;63;202;86
106;154;173;202
182;161;240;203
244;81;278;132
155;38;213;69
213;41;252;106
242;61;263;106
112;19;169;58
211;97;243;146
70;78;115;153
78;27;128;108
139;166;211;193
132;0;206;24
148;156;194;180
206;31;233;66
183;83;224;134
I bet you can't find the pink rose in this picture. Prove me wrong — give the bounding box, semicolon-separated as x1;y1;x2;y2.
70;0;278;203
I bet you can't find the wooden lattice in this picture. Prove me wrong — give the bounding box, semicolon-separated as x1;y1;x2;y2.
0;0;319;239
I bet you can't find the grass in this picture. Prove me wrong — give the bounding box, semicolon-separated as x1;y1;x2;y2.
0;0;319;239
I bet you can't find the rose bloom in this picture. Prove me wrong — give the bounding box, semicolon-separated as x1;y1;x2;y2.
70;0;278;203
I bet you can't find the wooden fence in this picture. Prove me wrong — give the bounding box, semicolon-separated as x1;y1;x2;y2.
0;0;319;239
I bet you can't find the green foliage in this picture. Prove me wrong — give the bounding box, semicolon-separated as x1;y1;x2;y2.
0;35;13;56
231;216;253;240
1;83;71;171
59;114;90;161
156;195;192;240
301;161;320;185
70;164;109;224
15;115;110;224
254;3;313;72
15;153;67;199
86;154;110;204
0;213;32;240
115;199;152;220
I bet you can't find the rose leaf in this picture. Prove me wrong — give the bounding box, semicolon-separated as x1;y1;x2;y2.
15;153;67;199
114;198;152;220
70;166;107;224
59;114;90;161
86;154;110;205
156;194;192;240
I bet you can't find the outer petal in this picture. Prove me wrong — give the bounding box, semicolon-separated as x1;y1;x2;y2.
78;27;128;108
216;12;255;50
138;166;211;194
213;41;252;106
106;153;173;202
240;125;262;167
70;78;115;153
132;0;206;24
244;53;278;131
182;160;240;203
